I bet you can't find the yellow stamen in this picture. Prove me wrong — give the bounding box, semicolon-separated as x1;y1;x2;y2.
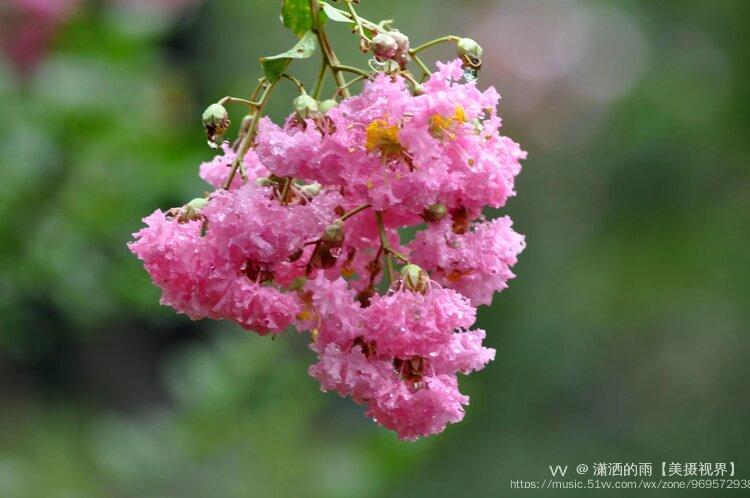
429;105;467;140
365;118;403;158
453;105;467;123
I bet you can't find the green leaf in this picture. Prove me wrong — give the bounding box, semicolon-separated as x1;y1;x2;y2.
320;2;351;23
260;31;318;83
281;0;314;37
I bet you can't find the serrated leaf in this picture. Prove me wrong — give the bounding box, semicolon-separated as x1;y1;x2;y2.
320;2;351;23
281;0;313;37
260;31;318;83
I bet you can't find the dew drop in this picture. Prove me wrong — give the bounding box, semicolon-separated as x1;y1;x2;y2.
462;67;479;82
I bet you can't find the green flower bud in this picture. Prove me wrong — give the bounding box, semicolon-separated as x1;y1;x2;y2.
202;103;230;145
400;264;429;293
318;99;338;114
187;197;208;210
322;219;345;247
299;182;322;197
293;93;318;119
456;37;483;61
178;197;208;222
288;276;307;291
423;203;447;222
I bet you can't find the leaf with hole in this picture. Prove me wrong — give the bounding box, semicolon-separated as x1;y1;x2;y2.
260;31;318;83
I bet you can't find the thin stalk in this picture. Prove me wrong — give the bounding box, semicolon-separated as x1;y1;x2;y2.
401;71;422;92
334;74;368;98
331;64;370;77
409;35;460;55
312;59;328;99
340;203;371;222
280;176;293;203
411;54;432;79
280;73;305;92
344;0;371;42
223;80;277;189
218;96;259;107
375;211;396;284
310;0;350;97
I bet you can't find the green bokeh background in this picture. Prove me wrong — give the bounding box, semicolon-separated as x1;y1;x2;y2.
1;1;748;496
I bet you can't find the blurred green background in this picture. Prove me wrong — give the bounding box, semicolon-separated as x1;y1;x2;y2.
1;0;748;496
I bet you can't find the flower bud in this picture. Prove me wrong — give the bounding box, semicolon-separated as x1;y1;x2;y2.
318;99;338;114
187;197;208;210
322;219;345;247
456;37;483;61
299;182;322;197
372;32;398;60
423;203;447;222
400;264;429;293
289;276;307;291
293;93;318;119
389;30;410;53
202;103;230;144
178;197;208;222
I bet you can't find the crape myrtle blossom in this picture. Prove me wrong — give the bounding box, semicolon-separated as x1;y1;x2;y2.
256;60;525;217
304;272;495;440
130;0;525;439
199;143;268;190
409;215;526;306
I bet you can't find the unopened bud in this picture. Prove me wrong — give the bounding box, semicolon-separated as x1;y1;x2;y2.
202;103;230;144
299;182;322;197
289;276;307;291
400;264;429;293
293;93;318;119
389;30;410;52
187;197;208;210
318;99;338;114
322;219;345;247
372;32;398;60
423;203;447;222
457;37;483;64
179;197;208;222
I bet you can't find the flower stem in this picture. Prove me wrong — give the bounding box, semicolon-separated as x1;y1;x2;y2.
223;80;277;189
340;203;371;222
312;59;328;99
409;35;460;55
334;74;369;98
218;96;260;107
310;0;351;98
331;64;370;77
411;54;432;79
375;211;396;284
280;73;306;92
280;176;293;203
344;0;371;43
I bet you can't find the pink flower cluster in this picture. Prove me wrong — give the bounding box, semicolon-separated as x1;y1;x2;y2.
130;60;525;439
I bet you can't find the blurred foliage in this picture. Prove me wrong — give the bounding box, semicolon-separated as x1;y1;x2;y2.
0;0;749;497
